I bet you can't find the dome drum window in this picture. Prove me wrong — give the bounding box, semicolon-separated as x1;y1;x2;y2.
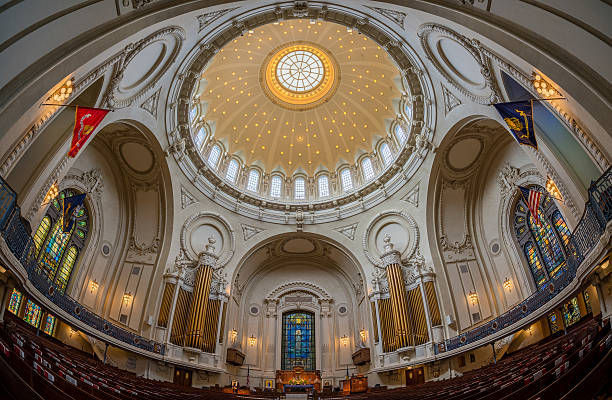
207;144;221;167
294;177;306;200
247;170;260;192
270;175;283;198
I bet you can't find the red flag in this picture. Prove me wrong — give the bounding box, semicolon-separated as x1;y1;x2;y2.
68;106;109;158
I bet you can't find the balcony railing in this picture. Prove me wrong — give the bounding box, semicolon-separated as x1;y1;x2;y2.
442;167;611;352
0;176;164;355
0;168;610;357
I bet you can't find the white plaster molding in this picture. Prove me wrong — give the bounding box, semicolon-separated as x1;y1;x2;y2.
266;281;332;302
179;212;235;268
140;87;161;118
241;223;265;241
180;185;197;209
103;26;185;108
442;85;462;115
363;210;420;267
333;222;358;241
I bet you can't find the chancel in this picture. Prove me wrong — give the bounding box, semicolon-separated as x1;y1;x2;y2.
0;2;610;400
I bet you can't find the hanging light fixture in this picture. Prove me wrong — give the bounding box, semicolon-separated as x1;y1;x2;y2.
41;182;59;206
229;329;238;344
340;335;349;346
90;280;99;293
248;335;257;347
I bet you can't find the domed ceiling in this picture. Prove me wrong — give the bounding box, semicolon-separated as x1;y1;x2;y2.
194;19;402;176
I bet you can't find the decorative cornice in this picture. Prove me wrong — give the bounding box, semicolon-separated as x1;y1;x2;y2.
266;281;331;302
166;4;435;223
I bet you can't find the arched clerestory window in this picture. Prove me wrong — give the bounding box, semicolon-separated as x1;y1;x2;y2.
380;142;393;166
32;189;89;293
513;186;570;290
270;175;282;198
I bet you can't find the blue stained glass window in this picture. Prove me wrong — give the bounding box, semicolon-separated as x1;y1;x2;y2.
525;242;547;289
548;312;560;334
529;211;565;278
34;189;89;294
552;210;571;246
281;312;315;371
43;314;56;336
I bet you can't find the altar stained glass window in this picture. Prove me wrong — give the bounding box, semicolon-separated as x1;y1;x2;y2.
525;242;547;289
7;288;22;315
43;314;56;336
583;291;592;315
23;299;42;328
281;311;315;371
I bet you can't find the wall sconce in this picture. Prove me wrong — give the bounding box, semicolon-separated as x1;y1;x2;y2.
229;329;238;344
340;335;349;346
69;328;76;338
468;291;479;306
50;79;73;103
545;177;563;202
90;280;99;293
359;329;367;343
122;292;132;306
503;277;513;292
41;182;59;206
248;335;257;347
526;325;533;336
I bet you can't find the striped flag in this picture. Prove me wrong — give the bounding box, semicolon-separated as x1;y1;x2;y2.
519;186;542;226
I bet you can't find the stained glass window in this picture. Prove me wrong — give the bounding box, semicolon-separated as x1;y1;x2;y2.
39;219;72;279
23;299;42;328
583;291;592;315
34;189;89;294
525;242;547;289
529;211;565;278
7;289;22;315
43;314;56;336
552;210;571;246
562;297;581;327
55;246;77;292
548;312;560;334
33;216;51;255
513;186;570;290
281;312;315;371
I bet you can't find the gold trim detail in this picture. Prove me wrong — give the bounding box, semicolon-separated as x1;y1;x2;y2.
260;41;339;110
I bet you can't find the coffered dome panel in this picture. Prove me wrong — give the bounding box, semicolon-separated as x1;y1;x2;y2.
194;20;401;177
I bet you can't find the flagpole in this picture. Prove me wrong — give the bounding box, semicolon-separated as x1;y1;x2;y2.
41;103;114;112
530;97;566;102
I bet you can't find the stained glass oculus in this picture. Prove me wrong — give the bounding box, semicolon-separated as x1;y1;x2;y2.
281;311;315;371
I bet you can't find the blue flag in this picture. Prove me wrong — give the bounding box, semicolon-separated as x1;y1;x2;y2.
493;101;538;150
62;193;86;233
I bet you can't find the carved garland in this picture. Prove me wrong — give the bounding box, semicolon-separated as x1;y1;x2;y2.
266;281;332;302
